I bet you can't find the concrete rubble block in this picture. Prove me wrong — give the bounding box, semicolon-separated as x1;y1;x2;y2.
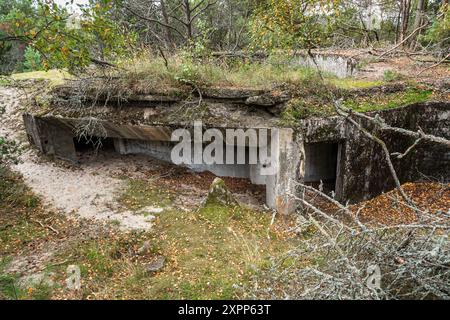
245;92;290;107
145;255;166;274
204;177;239;207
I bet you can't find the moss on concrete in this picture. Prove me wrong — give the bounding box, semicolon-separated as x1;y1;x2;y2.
11;70;71;87
343;88;433;112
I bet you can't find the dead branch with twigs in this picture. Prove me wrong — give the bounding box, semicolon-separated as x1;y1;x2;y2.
248;59;450;299
249;177;450;300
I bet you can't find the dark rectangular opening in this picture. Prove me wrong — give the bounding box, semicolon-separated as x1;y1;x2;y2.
73;136;115;153
305;142;339;193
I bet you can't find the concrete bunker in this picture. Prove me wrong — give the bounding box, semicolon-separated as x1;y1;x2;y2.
22;81;449;215
23;116;302;212
293;52;357;78
73;136;116;153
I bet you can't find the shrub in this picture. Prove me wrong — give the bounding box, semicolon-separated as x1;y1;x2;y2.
22;46;43;72
383;70;402;82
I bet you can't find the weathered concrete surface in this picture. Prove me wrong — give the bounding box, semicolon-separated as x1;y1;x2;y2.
300;102;450;202
22;114;294;213
23;114;77;162
22;98;449;214
293;52;357;78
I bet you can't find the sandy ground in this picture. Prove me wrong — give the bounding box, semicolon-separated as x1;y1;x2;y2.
0;87;157;230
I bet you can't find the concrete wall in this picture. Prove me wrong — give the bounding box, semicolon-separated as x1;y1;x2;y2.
300;102;450;203
23;114;77;162
293;53;357;78
22;115;300;213
113;137;256;181
23;102;447;213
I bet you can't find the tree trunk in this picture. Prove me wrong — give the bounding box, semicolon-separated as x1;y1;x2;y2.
160;0;173;47
399;0;411;46
183;0;193;40
409;0;427;50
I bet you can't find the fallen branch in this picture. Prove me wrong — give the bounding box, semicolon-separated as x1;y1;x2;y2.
31;218;60;235
391;137;423;159
340;105;450;148
416;53;450;76
378;22;431;58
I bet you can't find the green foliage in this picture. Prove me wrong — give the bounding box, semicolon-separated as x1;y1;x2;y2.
174;52;203;85
0;0;35;74
0;76;12;86
249;0;340;50
0;136;21;165
22;46;43;71
422;5;450;52
383;69;403;82
0;264;53;300
119;50;328;95
2;0;136;74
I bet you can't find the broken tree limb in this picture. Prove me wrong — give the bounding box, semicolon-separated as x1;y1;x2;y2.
378;21;431;58
31;218;60;235
295;182;367;232
339;104;450;148
416;53;450;76
334;101;423;221
391;137;423;159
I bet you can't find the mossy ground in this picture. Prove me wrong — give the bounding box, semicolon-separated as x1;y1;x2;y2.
10;70;71;87
117;178;175;213
48;206;293;299
0;167;54;299
0;168;297;299
328;78;383;89
281;84;435;122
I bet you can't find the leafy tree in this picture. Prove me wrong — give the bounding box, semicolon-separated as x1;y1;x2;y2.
1;0;136;74
249;0;340;50
422;2;449;54
0;0;35;74
22;46;43;71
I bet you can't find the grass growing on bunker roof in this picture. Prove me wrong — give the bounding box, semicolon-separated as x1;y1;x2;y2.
280;84;436;123
10;70;71;87
88;51;361;95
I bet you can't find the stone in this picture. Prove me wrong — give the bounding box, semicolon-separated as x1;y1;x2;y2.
245;92;290;107
137;241;151;255
18;272;55;288
204;178;239;207
145;255;166;273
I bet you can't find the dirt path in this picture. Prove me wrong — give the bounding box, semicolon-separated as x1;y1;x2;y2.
0;87;154;230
